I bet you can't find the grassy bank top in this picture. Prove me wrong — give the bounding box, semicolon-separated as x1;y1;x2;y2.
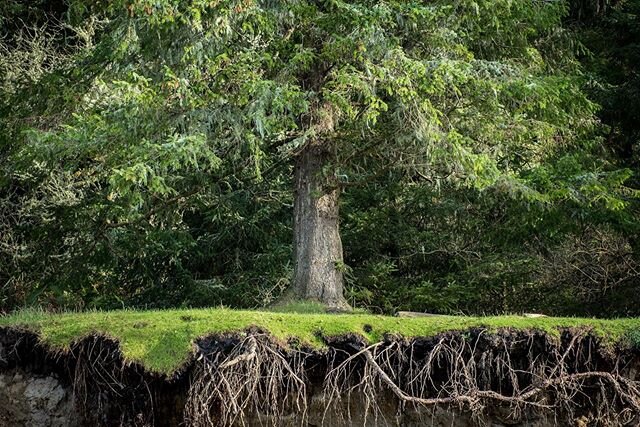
1;307;639;375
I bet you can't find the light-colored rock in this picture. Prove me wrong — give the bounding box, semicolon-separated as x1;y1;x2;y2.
0;369;80;427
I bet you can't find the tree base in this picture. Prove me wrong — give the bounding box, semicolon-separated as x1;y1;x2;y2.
270;290;352;313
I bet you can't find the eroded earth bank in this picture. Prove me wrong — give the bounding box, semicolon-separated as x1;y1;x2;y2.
1;327;639;426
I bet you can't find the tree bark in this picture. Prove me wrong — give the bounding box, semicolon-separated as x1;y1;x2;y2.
292;142;349;309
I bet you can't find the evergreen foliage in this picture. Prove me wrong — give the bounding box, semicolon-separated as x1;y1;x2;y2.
0;0;638;315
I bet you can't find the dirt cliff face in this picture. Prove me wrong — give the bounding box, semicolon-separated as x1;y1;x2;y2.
0;372;561;427
1;327;639;426
0;368;79;427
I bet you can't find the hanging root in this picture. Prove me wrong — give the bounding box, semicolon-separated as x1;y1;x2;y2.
324;331;640;426
185;333;307;427
2;327;639;426
72;336;154;427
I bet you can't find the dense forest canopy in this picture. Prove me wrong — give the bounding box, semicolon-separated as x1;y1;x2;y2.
0;0;638;316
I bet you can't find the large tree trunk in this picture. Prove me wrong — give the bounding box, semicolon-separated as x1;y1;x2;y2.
292;142;349;309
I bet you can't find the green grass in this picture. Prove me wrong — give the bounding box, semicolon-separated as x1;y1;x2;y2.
1;308;639;376
268;300;369;314
268;300;332;314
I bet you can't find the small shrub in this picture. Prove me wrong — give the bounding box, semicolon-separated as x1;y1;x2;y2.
629;329;640;349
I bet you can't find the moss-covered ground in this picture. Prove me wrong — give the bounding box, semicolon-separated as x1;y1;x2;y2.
1;307;639;375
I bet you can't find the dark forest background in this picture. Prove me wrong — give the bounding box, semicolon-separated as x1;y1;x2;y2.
1;0;639;316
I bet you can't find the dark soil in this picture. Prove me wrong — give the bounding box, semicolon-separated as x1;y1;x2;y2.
1;327;639;426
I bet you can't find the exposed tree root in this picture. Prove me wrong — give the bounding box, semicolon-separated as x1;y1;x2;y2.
2;327;639;426
324;331;640;426
185;333;307;427
71;336;157;427
181;329;640;426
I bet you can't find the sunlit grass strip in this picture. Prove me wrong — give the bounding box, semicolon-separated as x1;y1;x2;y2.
1;308;639;375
